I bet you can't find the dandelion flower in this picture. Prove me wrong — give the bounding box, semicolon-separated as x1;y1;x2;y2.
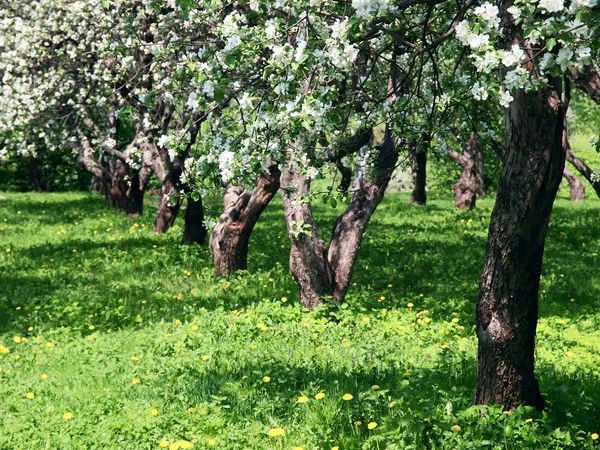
407;303;414;308
208;439;217;445
342;393;353;401
63;412;73;420
354;421;362;426
281;297;288;302
263;376;271;383
201;355;209;361
13;336;21;343
592;433;599;440
159;441;169;448
89;325;95;330
132;378;141;384
525;418;533;423
368;422;377;430
188;407;196;413
151;408;159;416
268;428;285;437
26;392;35;399
170;440;193;449
371;385;380;390
315;392;326;400
0;346;10;354
451;425;461;431
297;396;309;403
293;447;303;450
41;374;48;380
389;401;397;408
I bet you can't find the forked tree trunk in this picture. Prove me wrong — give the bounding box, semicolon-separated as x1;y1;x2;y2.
281;129;399;309
281;153;335;310
410;144;427;205
182;196;207;245
475;80;564;410
563;167;585;201
210;166;280;275
449;132;483;210
566;146;600;198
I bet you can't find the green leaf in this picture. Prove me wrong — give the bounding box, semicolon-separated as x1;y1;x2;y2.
546;38;556;52
214;89;225;104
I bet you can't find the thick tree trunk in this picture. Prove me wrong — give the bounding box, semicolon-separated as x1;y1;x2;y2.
153;176;183;233
410;144;427;205
328;128;399;303
449;132;482;210
475;82;564;410
281;152;335;310
210;166;281;276
28;157;48;192
563;167;585;201
182;196;207;245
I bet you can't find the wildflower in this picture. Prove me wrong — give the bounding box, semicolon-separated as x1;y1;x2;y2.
63;412;73;420
281;297;288;302
41;374;48;380
363;317;370;323
13;336;21;343
132;378;141;384
0;346;10;354
201;355;209;361
26;392;35;399
5;248;10;252
170;440;193;449
315;392;326;400
342;393;353;401
451;318;459;323
268;428;285;437
368;422;377;430
263;376;271;383
389;401;397;408
151;408;159;416
159;441;169;448
298;396;309;404
28;326;34;331
354;421;362;426
407;303;414;308
592;433;599;440
293;447;303;450
441;344;449;349
451;425;461;431
371;385;380;390
130;356;140;361
525;418;533;423
503;411;512;415
89;325;95;330
208;440;217;445
188;407;196;413
257;323;268;331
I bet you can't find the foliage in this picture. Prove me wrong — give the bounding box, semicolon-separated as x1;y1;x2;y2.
1;191;599;449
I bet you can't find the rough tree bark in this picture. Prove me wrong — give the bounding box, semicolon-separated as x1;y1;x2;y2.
210;165;281;276
281;128;399;309
475;74;565;411
410;141;427;205
448;131;483;210
182;196;207;245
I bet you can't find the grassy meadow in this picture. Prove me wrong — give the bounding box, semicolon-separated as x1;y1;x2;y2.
1;180;600;449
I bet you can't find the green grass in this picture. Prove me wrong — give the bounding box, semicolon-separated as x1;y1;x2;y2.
1;189;600;449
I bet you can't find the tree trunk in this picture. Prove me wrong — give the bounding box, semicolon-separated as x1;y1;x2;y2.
182;196;207;245
328;128;399;303
475;82;564;410
410;144;427;205
569;65;600;104
565;145;600;198
210;166;280;275
281;151;335;310
563;166;585;201
449;132;482;210
153;176;183;233
28;157;47;192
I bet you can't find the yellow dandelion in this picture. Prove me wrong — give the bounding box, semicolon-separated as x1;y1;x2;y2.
192;325;199;330
503;411;512;416
592;433;599;440
41;374;48;380
151;408;159;416
281;297;288;302
0;346;10;354
451;425;461;432
332;447;339;450
451;318;459;323
525;418;533;423
371;385;380;390
342;393;353;401
315;392;326;400
257;323;268;331
297;396;309;404
208;439;217;445
63;412;73;420
89;325;95;330
407;303;414;308
28;326;34;331
263;376;271;383
354;421;362;426
26;392;35;399
293;447;303;450
368;422;377;430
188;407;196;413
441;344;449;349
363;316;371;323
268;428;285;437
389;401;397;408
6;248;11;252
170;440;193;450
159;441;169;448
130;356;140;361
13;336;21;343
132;378;141;384
201;355;209;361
